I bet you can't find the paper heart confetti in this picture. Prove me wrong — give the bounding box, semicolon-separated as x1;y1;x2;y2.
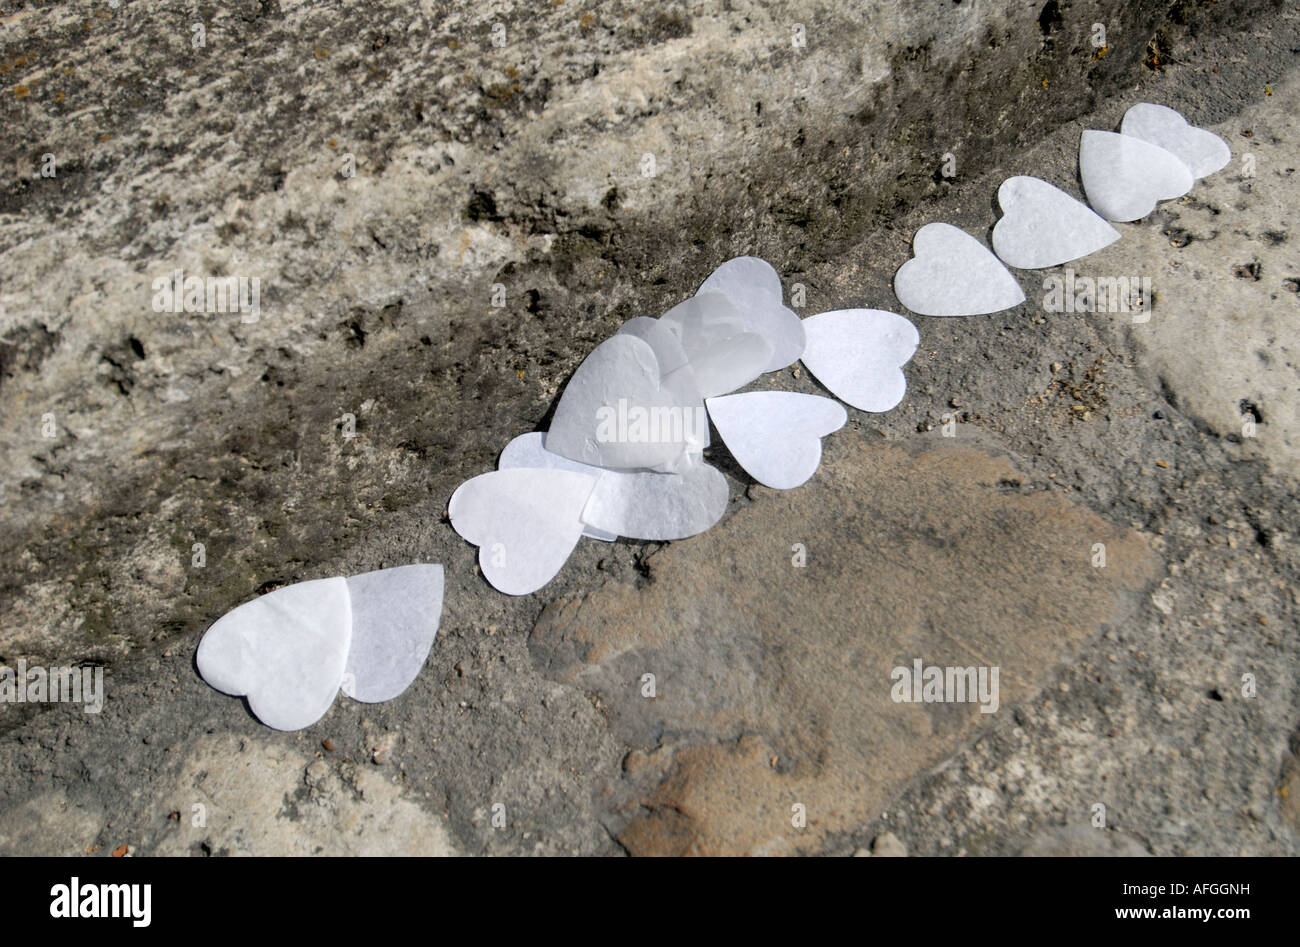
798;308;919;412
197;576;352;731
707;392;846;490
1120;103;1231;179
1079;129;1194;222
205;88;1246;729
197;566;448;729
696;256;806;371
500;431;724;541
545;333;708;472
894;223;1026;316
498;432;618;541
616;316;693;377
341;564;444;703
581;458;730;541
991;176;1121;269
449;468;597;595
450;260;821;598
659;292;774;398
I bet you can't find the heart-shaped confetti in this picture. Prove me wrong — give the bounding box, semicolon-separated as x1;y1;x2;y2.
545;333;708;472
498;432;618;541
213;97;1239;732
894;223;1026;316
696;256;806;371
1120;103;1230;179
341;564;444;703
617;316;694;377
1079;129;1194;222
580;458;730;541
449;468;597;595
707;391;846;489
659;292;774;398
197;576;352;731
798;308;919;413
992;176;1121;269
198;565;449;729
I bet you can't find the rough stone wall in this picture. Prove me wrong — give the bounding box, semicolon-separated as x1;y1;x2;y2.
0;0;1296;857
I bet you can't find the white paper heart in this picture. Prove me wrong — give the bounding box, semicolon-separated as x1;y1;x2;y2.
449;468;597;595
894;223;1026;316
617;316;693;377
798;308;919;412
503;432;726;541
196;576;352;731
545;334;708;472
342;564;444;703
581;458;729;541
1120;103;1230;179
659;292;774;398
1079;129;1194;222
992;176;1121;269
706;392;846;490
498;432;618;541
696;256;806;371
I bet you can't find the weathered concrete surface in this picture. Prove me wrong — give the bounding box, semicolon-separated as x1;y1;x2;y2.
151;734;459;856
532;438;1158;855
1087;87;1299;471
1;0;1298;857
0;0;1286;665
1018;822;1151;856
